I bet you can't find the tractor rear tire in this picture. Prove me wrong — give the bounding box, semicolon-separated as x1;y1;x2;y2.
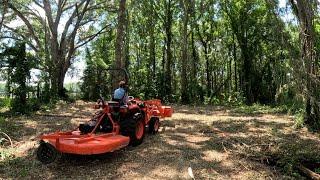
120;112;145;146
148;117;160;134
36;142;61;164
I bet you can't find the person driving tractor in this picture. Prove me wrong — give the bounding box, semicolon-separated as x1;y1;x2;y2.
113;80;128;105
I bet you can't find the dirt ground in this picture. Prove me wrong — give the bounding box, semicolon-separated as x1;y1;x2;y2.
1;101;320;179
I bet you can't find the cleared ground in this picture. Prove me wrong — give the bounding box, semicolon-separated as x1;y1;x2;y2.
0;101;320;179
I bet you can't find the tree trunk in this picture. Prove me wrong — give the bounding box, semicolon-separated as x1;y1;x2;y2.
242;47;254;104
58;64;68;98
164;0;173;101
147;1;156;98
233;34;238;92
114;0;127;89
191;30;198;100
180;0;189;104
124;9;130;72
290;0;319;130
229;47;232;94
197;26;211;96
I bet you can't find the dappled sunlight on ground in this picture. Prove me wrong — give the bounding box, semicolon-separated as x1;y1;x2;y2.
0;102;319;179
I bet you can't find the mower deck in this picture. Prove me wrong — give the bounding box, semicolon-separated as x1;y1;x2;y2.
41;131;130;155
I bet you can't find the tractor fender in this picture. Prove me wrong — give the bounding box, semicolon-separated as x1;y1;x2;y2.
125;105;143;121
128;104;139;111
152;110;161;116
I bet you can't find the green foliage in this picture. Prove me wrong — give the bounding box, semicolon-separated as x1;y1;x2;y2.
222;0;291;104
205;92;246;106
82;32;114;101
0;83;5;93
0;42;35;114
0;146;16;161
276;84;304;113
0;98;11;108
294;110;305;129
65;83;81;100
0;116;4;128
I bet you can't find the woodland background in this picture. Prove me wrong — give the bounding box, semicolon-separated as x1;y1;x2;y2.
0;0;319;130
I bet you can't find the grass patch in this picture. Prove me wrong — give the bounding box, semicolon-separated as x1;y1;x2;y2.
0;148;16;161
0;116;18;133
0;156;37;178
294;110;305;129
231;103;287;115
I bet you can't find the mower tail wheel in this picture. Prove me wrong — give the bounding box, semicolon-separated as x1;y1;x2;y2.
36;142;61;164
148;117;160;134
120;112;145;146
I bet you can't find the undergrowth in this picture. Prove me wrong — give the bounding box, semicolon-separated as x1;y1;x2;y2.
0;116;17;162
0;98;11;109
230;104;287;115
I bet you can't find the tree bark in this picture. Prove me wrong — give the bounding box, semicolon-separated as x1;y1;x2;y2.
290;0;319;130
164;0;173;101
180;0;189;104
147;1;156;99
233;34;238;92
114;0;127;89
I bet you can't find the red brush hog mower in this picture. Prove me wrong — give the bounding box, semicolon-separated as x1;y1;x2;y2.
36;69;173;164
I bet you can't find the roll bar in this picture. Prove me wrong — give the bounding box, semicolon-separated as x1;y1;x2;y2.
98;68;129;106
102;68;129;84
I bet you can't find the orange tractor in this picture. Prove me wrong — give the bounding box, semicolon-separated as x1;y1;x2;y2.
36;69;172;164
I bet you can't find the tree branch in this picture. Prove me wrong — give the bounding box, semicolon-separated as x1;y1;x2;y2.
60;0;87;51
43;0;56;35
54;0;63;30
32;0;44;8
0;0;8;33
8;3;41;49
2;24;39;52
75;24;111;50
64;0;91;67
66;0;91;51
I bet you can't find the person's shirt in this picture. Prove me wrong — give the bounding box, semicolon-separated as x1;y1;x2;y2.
113;87;126;100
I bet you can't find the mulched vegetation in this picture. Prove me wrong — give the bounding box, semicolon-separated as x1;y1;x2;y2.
0;102;319;179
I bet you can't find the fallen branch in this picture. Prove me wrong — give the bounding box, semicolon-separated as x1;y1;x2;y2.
221;142;229;153
0;132;13;148
238;161;250;171
297;164;320;180
34;114;90;119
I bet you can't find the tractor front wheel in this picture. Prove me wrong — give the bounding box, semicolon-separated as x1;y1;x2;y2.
36;142;61;164
120;113;145;146
148;117;160;134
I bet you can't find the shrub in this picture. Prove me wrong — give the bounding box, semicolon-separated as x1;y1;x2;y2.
0;98;11;108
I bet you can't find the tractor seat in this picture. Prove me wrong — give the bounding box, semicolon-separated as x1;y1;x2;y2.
107;101;120;107
120;104;128;109
119;105;128;113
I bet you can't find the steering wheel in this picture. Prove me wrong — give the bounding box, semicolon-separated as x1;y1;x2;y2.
97;95;105;107
128;96;134;101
